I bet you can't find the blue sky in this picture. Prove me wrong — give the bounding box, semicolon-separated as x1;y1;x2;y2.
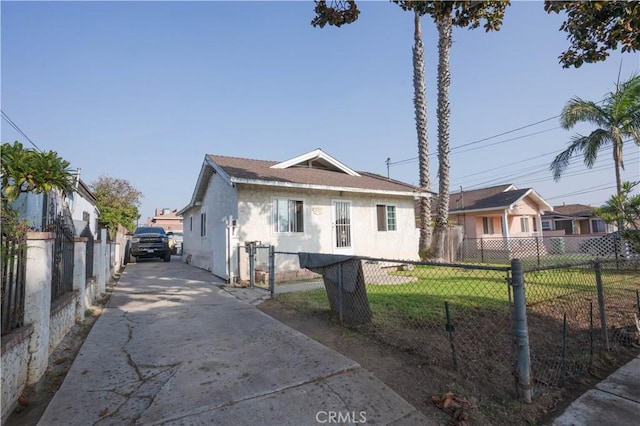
2;1;639;223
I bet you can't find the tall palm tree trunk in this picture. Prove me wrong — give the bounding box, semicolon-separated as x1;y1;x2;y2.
430;16;453;262
414;10;431;260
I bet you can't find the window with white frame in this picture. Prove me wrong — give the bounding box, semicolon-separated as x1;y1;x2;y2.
273;199;304;233
542;220;552;231
591;218;609;233
376;204;397;231
200;213;206;237
520;217;530;233
482;217;494;234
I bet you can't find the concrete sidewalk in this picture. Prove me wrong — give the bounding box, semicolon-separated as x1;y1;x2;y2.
38;259;429;425
550;354;640;425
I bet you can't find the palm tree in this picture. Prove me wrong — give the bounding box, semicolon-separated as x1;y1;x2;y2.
429;16;452;261
311;1;507;260
551;74;640;197
412;9;432;259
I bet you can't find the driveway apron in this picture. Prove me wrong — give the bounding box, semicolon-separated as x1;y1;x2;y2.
38;259;428;425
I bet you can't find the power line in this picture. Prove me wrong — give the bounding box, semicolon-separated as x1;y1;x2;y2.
388;115;563;166
1;110;42;152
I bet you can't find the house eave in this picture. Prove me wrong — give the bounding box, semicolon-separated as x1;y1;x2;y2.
230;177;424;197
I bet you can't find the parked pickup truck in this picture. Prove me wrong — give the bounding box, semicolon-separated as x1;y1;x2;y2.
129;226;171;262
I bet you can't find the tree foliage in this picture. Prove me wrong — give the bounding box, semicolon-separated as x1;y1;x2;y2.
596;181;640;250
0;141;75;203
90;175;142;234
550;74;640;198
545;1;640;68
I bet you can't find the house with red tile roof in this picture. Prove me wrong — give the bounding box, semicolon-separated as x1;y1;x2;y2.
179;149;431;281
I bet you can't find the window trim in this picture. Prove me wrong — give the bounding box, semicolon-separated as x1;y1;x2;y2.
376;204;397;232
541;219;552;231
272;198;305;234
520;217;530;233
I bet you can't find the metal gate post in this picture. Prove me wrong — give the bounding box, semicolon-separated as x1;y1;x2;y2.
338;262;344;323
268;246;275;298
248;243;255;288
594;261;610;350
511;258;532;403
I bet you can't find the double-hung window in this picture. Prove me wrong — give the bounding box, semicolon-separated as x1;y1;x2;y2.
520;217;530;233
273;199;304;233
482;217;494;234
376;205;397;231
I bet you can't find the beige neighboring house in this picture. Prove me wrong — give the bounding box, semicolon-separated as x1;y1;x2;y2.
444;184;553;240
146;208;183;232
541;204;615;236
179;149;429;282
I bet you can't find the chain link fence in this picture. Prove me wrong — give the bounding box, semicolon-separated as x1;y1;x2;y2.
273;252;518;397
523;259;640;395
268;250;640;401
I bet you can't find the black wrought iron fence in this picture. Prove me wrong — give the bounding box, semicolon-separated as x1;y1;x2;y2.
47;211;75;302
1;232;27;335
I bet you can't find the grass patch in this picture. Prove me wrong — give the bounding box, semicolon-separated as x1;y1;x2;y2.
276;264;640;327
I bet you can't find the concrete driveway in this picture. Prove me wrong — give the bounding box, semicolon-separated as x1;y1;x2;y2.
38;258;428;425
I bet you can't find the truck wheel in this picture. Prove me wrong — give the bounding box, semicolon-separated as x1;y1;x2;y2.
129;254;136;264
164;253;171;262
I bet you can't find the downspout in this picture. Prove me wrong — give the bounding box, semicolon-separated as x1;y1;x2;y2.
502;210;510;255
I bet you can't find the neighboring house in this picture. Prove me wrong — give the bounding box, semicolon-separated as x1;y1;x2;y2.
179;149;428;281
541;204;615;236
146;208;183;232
442;184;553;240
11;176;100;238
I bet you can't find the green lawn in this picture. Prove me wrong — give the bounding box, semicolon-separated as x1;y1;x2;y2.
276;264;640;327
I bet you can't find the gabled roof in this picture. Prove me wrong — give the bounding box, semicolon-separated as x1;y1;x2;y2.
440;184;552;214
180;150;431;214
542;204;595;218
270;148;360;176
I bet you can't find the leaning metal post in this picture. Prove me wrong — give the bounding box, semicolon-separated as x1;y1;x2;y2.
511;258;532;403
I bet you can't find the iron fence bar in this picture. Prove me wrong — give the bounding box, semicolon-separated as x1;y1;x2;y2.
268;246;275;298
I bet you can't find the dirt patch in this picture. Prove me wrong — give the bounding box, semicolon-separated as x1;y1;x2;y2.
258;298;639;426
5;280;118;426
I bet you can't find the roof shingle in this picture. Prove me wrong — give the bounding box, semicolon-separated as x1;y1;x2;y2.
208;154;420;194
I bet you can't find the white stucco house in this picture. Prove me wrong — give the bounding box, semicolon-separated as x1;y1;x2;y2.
11;176;99;238
179;149;428;282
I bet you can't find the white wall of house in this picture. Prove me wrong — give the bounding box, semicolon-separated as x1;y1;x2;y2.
235;185;419;267
182;173;238;277
67;191;99;237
